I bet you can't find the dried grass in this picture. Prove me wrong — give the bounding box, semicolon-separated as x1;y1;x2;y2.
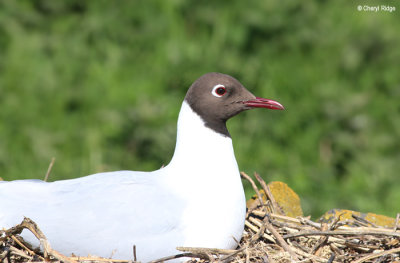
1;173;400;263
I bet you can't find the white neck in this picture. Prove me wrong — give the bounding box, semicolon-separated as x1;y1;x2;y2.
167;101;238;179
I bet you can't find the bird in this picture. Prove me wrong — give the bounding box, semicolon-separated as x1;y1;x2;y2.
0;72;284;262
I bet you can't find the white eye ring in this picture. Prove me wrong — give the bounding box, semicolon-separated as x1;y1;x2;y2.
211;84;227;97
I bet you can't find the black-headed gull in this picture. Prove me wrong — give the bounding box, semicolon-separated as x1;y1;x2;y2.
0;72;284;262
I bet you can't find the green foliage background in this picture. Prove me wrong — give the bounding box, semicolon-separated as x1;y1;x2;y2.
1;0;399;218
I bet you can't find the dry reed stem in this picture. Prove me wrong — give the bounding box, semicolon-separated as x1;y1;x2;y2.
69;257;132;262
10;235;37;257
253;172;281;215
283;229;400;239
263;216;299;262
241;172;298;262
240;171;264;210
177;247;237;255
3;217;78;263
394;213;400;231
44;157;56;182
352;246;400;263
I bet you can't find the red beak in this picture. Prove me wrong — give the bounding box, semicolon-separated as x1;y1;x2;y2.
244;97;285;110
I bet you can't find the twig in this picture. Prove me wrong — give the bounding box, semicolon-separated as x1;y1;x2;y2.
284;229;400;239
240;171;265;210
298;216;322;230
9;246;33;260
353;246;400;263
253;172;282;215
327;252;335;263
394;213;400;231
148;252;208;263
10;235;39;257
222;219;277;262
337;225;400;233
289;246;328;263
311;213;341;254
69;257;132;262
263;215;299;261
220;247;247;262
249;217;267;243
44;157;56;182
311;232;328;255
352;214;379;228
245;247;250;263
329;243;343;256
250;211;322;230
6;217;77;263
247;217;275;243
176;246;237;255
133;245;137;262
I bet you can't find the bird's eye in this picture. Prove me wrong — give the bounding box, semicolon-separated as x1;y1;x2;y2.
211;85;227;97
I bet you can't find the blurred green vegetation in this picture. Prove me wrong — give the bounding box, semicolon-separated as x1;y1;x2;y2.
0;0;399;218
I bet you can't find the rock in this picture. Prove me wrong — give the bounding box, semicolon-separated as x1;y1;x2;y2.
246;181;303;217
319;209;396;228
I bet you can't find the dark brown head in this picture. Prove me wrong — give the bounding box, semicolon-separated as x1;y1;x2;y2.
184;72;284;137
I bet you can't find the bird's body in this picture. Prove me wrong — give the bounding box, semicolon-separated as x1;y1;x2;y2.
0;73;283;262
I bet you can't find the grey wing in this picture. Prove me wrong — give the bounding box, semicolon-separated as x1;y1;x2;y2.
0;172;185;260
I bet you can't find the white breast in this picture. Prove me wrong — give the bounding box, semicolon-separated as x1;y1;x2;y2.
163;101;246;249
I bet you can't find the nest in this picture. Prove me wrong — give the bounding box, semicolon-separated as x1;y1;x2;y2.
1;173;400;263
